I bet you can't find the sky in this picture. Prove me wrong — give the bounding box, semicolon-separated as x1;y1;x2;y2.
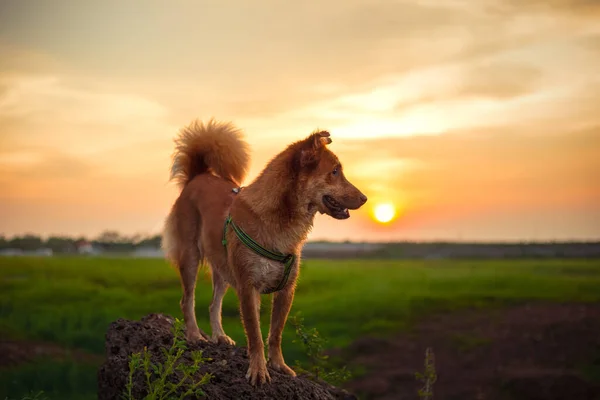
0;0;599;242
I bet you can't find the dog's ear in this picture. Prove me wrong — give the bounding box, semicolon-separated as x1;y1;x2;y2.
299;130;332;168
312;130;332;147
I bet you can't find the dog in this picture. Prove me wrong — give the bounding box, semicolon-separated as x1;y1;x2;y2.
162;119;367;385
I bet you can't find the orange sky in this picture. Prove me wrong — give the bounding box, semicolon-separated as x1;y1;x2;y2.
0;0;599;241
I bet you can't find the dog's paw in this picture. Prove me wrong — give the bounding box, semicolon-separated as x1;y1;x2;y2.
246;361;271;386
268;359;296;377
186;329;209;343
212;334;236;346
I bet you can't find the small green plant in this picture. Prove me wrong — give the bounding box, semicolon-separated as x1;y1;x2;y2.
415;347;437;400
290;312;352;386
123;319;212;400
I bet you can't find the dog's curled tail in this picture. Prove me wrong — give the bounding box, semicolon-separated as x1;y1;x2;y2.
169;119;250;189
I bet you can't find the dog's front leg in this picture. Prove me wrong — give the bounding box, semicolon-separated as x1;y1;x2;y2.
239;286;271;385
267;284;297;377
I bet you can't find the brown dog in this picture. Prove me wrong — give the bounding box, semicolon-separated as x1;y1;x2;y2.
162;119;367;385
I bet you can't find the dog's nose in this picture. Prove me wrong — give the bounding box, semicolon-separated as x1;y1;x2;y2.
360;194;368;205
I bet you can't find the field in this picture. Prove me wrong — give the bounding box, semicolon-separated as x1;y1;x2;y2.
1;256;600;399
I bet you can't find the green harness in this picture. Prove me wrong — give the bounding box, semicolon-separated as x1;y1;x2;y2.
222;206;296;294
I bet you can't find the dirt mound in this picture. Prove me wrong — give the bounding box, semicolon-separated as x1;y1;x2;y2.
344;303;600;400
97;313;356;400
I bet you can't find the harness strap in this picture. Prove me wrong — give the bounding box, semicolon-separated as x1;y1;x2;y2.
222;189;295;293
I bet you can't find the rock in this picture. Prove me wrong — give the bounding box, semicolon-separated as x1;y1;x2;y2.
97;313;356;400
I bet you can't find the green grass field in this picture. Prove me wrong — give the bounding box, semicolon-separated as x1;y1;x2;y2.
2;256;600;399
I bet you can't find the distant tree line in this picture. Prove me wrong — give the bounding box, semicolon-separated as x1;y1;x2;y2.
1;232;599;258
0;231;162;254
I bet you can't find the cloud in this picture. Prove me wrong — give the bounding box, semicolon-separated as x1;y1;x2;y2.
492;0;600;17
268;59;546;143
0;75;167;123
2;0;585;123
0;143;178;237
0;40;62;74
307;123;600;241
338;124;600;210
0;148;92;180
1;0;599;240
386;61;543;113
578;32;600;52
456;62;542;99
0;74;173;155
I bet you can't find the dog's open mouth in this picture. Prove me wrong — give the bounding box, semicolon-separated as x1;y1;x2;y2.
322;195;350;219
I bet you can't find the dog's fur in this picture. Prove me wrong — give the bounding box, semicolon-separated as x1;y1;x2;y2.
162;119;367;385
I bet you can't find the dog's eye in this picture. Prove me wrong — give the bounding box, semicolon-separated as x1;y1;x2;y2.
332;167;338;176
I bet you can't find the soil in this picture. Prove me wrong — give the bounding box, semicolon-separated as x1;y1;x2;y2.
4;302;599;399
343;302;600;400
97;313;356;400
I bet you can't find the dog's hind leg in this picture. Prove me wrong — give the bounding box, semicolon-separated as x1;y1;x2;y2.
179;247;209;342
209;269;235;345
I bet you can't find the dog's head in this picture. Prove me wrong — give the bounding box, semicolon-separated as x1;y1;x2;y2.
295;131;367;219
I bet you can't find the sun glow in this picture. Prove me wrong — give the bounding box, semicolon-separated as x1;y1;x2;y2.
373;203;396;224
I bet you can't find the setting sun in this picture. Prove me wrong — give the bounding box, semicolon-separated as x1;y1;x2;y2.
374;203;396;224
